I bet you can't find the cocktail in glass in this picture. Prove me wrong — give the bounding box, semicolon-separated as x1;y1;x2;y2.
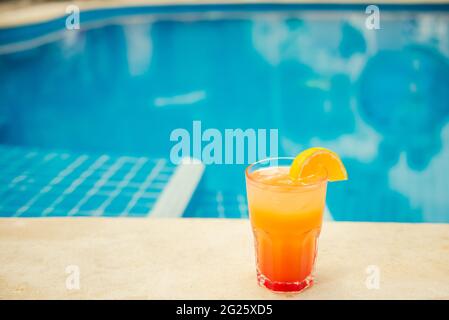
245;157;327;293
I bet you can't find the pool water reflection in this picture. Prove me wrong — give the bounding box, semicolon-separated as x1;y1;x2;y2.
0;6;448;221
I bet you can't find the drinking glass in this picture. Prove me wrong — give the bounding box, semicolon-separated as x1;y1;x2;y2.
245;157;327;293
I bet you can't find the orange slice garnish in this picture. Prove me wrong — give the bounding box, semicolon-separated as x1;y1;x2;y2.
289;147;348;182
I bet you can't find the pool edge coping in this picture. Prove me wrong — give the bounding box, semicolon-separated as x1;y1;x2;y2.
1;0;449;29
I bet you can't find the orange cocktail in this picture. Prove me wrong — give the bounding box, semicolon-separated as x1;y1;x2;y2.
246;158;327;292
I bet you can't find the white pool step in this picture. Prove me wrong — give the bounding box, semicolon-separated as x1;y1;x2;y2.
151;157;204;218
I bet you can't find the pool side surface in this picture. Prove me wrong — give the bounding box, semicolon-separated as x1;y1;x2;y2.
0;0;448;28
0;218;448;299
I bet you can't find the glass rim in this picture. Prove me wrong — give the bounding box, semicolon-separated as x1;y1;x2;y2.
245;157;328;189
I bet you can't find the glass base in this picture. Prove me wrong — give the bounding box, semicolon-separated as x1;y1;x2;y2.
257;272;314;293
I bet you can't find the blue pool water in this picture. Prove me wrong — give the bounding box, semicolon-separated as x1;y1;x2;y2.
0;145;174;217
1;4;449;222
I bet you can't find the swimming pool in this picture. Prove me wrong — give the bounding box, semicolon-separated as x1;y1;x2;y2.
1;3;449;222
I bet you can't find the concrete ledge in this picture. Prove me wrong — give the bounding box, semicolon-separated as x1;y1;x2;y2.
0;0;447;28
0;218;448;299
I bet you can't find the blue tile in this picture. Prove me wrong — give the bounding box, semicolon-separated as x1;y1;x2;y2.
0;146;175;218
78;194;109;211
127;211;150;217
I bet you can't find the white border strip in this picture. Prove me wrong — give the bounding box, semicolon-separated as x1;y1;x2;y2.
1;0;444;28
150;157;204;218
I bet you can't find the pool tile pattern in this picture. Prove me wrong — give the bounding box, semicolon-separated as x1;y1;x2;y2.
184;190;248;219
0;145;175;217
